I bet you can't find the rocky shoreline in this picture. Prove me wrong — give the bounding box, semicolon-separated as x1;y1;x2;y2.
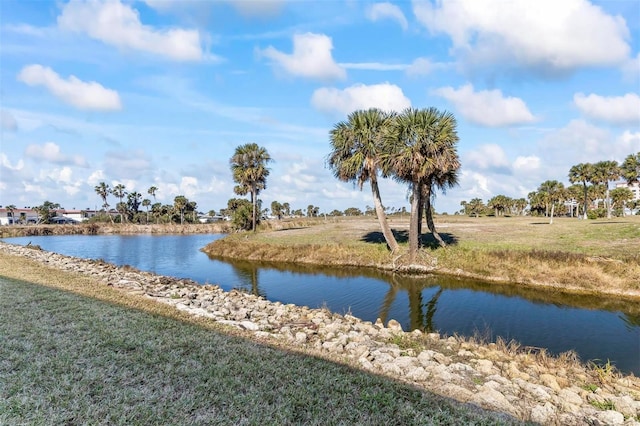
1;241;638;425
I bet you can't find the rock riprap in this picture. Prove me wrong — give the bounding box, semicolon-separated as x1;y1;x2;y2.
1;242;638;426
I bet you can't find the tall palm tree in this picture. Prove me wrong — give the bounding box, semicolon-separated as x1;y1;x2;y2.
538;180;565;224
327;108;399;252
384;107;460;258
568;163;594;220
148;186;158;223
230;143;271;232
593;160;620;219
142;199;151;223
173;195;188;224
112;183;127;223
94;182;114;223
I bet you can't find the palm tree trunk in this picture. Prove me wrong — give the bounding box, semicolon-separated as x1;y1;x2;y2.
582;183;588;220
424;187;446;248
549;203;555;225
409;183;421;262
606;187;612;219
251;187;257;232
370;176;399;252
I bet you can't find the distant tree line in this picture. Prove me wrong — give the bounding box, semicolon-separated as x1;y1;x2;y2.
459;153;640;222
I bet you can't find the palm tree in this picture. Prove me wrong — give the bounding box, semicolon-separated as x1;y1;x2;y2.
173;195;188;224
6;205;16;225
621;152;640;185
230;143;272;232
568;163;594;220
94;182;114;223
142;199;151;223
593;161;620;219
538;180;565;224
148;186;158;223
112;184;127;223
327;108;400;252
384;107;460;257
610;187;634;216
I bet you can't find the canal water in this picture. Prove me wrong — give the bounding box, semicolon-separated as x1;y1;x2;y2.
4;233;639;375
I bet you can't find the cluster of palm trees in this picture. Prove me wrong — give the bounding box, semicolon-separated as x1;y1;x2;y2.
568;154;639;219
93;182;199;224
327;107;461;261
459;153;640;222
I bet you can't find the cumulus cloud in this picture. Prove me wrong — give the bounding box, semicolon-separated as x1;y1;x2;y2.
463;144;511;173
413;0;630;75
366;2;408;30
25;142;88;167
513;156;541;172
311;82;411;116
433;84;535;127
258;33;346;81
573;92;640;125
540;119;614;162
618;131;640;153
17;65;121;111
58;0;204;61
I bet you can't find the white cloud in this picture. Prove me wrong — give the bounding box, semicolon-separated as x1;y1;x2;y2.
1;153;24;171
463;144;510;172
433;84;535;127
413;0;630;75
573;92;640;125
617;131;640;153
366;3;408;30
87;170;106;186
311;83;411;116
513;156;541;172
58;0;204;61
258;33;346;81
17;65;121;111
622;52;640;80
540;119;614;162
406;57;433;76
1;110;18;131
25;142;88;167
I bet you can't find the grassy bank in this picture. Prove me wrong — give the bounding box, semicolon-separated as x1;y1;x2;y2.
0;222;229;239
0;253;523;425
204;215;640;299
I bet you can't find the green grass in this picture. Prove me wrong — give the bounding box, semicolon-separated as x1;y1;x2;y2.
0;277;524;426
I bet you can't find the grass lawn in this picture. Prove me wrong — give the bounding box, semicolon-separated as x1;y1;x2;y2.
0;275;524;426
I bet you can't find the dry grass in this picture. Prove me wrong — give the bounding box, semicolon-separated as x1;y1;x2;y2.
204;215;640;299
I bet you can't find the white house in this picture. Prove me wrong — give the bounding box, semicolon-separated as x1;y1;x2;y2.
0;208;39;225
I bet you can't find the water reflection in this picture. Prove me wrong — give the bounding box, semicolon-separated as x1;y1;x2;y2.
209;254;640;322
230;260;265;298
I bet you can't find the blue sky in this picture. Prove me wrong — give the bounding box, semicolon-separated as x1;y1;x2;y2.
1;0;639;215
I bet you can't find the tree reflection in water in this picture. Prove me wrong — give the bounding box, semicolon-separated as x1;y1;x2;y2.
382;275;443;333
230;261;265;298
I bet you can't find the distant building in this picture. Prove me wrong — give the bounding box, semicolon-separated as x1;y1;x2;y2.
615;181;640;201
0;208;38;225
